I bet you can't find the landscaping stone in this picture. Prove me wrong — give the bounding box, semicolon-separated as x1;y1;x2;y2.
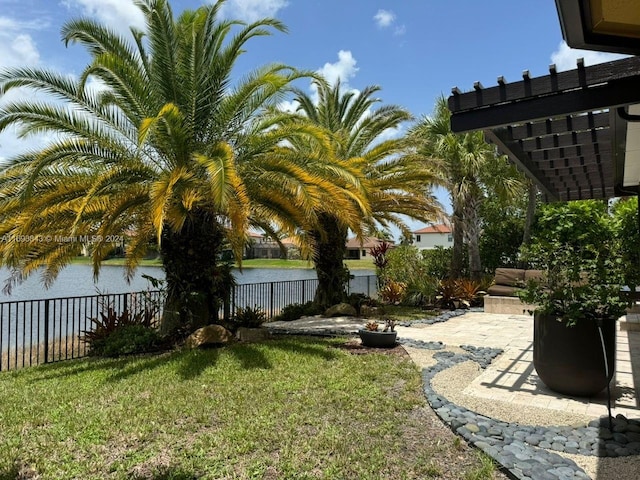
185;324;234;348
235;327;271;342
324;303;357;317
397;307;483;327
408;340;640;479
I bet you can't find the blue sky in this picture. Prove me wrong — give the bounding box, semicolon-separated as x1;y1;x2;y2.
0;0;626;236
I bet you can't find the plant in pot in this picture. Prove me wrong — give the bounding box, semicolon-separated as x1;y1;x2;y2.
518;239;628;397
358;318;397;348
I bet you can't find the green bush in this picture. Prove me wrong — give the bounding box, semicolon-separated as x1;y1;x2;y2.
275;301;322;322
403;275;440;306
421;247;453;280
233;305;267;328
612;197;640;292
89;324;162;357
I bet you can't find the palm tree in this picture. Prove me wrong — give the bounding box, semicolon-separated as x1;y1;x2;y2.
409;96;524;279
285;79;442;306
0;0;360;333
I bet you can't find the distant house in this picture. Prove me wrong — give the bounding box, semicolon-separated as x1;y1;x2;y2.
345;236;393;260
245;232;299;259
412;224;453;250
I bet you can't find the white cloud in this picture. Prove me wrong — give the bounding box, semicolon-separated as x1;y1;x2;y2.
374;9;395;28
317;50;359;89
218;0;289;23
277;99;300;113
0;17;42;68
550;41;628;71
62;0;146;33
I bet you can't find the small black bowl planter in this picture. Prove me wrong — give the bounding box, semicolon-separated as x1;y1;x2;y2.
358;329;398;348
533;312;616;397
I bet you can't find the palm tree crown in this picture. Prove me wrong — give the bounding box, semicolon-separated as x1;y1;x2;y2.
0;0;361;330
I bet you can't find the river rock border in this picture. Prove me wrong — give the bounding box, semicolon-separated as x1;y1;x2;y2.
412;342;640;480
397;306;484;327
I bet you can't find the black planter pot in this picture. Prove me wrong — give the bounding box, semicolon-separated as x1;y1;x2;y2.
358;329;398;348
533;312;616;397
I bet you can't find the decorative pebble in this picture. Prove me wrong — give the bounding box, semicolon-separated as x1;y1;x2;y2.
411;340;640;479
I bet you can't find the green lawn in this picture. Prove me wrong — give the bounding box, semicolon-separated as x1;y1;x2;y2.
0;337;496;480
69;257;375;271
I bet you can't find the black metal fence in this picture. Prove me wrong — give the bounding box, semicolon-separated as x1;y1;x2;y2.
0;275;377;371
230;274;377;318
0;290;164;371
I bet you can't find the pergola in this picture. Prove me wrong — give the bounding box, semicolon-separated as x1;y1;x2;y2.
447;0;640;204
447;56;640;202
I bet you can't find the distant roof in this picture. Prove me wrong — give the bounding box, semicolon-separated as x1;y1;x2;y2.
345;236;393;249
413;224;451;234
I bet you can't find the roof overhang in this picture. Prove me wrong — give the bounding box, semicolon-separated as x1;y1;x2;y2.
448;56;640;202
556;0;640;55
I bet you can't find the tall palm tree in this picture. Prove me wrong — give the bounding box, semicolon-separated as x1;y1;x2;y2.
0;0;360;333
285;79;442;306
409;96;524;279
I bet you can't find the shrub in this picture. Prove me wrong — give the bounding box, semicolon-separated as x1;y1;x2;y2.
233;305;267;328
403;276;440;307
274;301;322;322
88;324;162;357
379;280;406;304
421;247;452;280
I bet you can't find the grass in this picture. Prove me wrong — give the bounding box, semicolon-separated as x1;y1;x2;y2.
69;257;376;271
0;337;499;480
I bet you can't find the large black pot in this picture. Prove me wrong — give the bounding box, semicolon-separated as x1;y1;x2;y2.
533;312;616;397
358;329;398;348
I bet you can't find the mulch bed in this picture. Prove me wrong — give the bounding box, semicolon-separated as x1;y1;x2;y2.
336;338;411;359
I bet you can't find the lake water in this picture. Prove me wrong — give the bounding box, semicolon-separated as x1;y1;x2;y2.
0;265;373;302
0;264;375;363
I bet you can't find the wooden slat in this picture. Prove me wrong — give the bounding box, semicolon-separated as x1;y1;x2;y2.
506;112;609;140
518;129;608;152
448;56;640;112
486;128;558;200
529;144;611;161
450;76;640;132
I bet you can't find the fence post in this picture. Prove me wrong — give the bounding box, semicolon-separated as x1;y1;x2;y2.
270;282;274;319
302;280;307;304
224;286;231;321
44;299;50;364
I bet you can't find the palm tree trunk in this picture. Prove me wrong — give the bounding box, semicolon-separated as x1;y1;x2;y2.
517;183;537;269
311;213;349;308
160;209;231;335
449;203;465;279
464;196;483;280
522;183;537;247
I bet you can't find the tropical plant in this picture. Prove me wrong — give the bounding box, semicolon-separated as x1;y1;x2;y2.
273;301;323;322
370;241;392;287
611;197;640;296
364;320;380;331
479;194;526;272
409;96;525;279
363;318;395;333
233;305;267;329
518;200;628;325
0;0;361;335
385;245;440;306
378;280;406;304
283;79;442;307
454;278;485;307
